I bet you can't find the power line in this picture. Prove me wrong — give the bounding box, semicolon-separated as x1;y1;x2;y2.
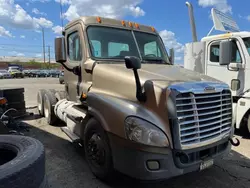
0;44;52;48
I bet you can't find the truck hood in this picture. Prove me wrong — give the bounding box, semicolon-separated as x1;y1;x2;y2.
91;62;222;99
136;64;219;84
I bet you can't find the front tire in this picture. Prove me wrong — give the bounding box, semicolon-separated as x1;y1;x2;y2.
84;118;114;182
247;114;250;134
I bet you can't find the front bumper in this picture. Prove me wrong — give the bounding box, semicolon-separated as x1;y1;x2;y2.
108;133;231;181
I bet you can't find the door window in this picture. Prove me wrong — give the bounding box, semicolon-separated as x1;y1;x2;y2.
68;31;82;61
210;40;242;63
231;40;242;63
210;45;220;62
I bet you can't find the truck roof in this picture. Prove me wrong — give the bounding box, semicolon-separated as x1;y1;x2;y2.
201;31;250;42
65;16;158;34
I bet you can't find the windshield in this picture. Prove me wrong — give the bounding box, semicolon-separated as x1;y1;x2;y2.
243;37;250;55
87;26;169;64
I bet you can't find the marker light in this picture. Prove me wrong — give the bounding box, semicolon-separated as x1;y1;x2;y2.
134;23;139;29
121;20;126;26
96;17;101;23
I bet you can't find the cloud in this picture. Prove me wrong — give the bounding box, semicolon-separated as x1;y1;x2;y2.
55;0;71;5
20;35;25;38
159;30;184;53
29;0;50;3
8;51;25;56
198;0;232;14
32;8;47;16
0;0;53;30
175;56;182;61
52;25;63;35
60;0;145;21
247;15;250;21
0;26;13;37
34;18;53;28
35;53;42;57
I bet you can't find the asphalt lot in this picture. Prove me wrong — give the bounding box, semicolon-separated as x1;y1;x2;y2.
1;78;250;188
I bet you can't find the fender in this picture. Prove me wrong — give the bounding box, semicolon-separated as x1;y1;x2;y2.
86;92;169;139
236;91;250;129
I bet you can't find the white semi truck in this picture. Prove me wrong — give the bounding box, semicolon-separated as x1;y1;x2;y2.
184;2;250;135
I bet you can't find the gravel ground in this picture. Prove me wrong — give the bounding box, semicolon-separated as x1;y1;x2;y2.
1;78;250;188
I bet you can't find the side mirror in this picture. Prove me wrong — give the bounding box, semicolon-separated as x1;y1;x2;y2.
169;48;175;64
124;56;141;70
219;40;232;65
124;56;146;102
55;37;66;63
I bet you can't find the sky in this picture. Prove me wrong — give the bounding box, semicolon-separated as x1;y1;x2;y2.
0;0;250;64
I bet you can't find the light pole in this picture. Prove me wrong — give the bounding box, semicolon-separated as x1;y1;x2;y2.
42;27;46;64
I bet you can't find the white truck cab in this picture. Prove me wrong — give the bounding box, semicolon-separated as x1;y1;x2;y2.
184;2;250;134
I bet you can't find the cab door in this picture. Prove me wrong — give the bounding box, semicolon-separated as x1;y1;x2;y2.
206;38;246;96
64;24;85;101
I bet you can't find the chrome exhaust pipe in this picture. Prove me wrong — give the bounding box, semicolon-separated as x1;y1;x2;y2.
186;2;198;42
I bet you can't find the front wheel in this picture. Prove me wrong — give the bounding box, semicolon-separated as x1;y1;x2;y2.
84;118;115;182
247;114;250;134
240;114;250;136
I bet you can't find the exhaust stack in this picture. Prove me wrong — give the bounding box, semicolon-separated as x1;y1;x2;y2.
186;2;198;42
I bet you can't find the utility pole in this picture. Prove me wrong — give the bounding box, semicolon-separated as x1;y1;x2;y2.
48;45;50;64
42;27;46;64
60;0;64;35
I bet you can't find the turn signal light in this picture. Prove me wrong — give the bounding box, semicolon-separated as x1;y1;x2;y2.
0;97;7;105
81;93;87;99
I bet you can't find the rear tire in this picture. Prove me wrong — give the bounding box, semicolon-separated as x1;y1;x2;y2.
44;91;58;125
48;89;56;94
84;118;115;182
37;89;46;116
55;91;66;101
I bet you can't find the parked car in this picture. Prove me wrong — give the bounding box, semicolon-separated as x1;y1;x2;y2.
59;71;64;84
49;70;60;77
8;69;24;78
28;70;45;77
0;70;11;79
23;70;32;77
38;70;49;77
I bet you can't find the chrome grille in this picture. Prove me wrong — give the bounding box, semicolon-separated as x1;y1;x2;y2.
176;90;232;146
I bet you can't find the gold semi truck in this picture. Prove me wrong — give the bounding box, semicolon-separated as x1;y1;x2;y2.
37;16;238;181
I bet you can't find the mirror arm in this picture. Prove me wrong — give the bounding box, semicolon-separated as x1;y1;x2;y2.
60;62;81;76
133;69;146;102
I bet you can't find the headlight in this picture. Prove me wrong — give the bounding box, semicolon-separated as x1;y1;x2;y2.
124;117;169;147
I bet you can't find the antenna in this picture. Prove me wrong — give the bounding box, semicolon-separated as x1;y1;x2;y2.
60;0;64;35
